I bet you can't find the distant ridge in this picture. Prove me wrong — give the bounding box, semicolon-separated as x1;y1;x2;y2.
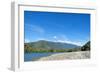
25;40;80;50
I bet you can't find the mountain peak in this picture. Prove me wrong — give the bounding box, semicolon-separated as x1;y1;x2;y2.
25;40;80;49
37;40;48;42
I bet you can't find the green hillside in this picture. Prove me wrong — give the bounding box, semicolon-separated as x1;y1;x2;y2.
24;40;90;53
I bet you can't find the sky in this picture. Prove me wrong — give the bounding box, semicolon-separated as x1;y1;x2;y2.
24;11;90;46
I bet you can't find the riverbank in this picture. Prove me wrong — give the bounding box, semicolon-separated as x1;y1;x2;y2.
37;51;90;61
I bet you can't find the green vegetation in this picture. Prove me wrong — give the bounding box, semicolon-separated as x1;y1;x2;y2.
24;40;90;53
25;40;80;50
24;44;81;53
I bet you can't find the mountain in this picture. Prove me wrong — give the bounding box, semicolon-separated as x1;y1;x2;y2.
81;41;90;51
25;40;80;50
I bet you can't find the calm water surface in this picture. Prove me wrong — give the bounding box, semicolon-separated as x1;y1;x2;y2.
24;53;59;61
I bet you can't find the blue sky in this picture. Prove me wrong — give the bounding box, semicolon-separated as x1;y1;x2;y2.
24;11;90;46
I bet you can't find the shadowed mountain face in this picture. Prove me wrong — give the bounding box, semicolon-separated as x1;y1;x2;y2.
25;40;80;50
81;41;90;51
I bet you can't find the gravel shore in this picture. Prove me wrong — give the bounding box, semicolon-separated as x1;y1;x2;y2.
37;51;90;61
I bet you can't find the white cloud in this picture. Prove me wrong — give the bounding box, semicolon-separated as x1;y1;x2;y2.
24;39;30;43
25;24;45;34
53;36;57;39
32;25;44;34
53;34;83;46
57;40;82;46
